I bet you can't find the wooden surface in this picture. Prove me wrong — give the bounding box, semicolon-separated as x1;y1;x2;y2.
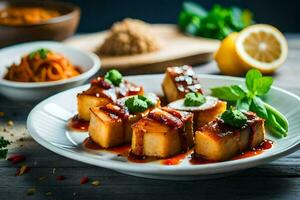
64;24;219;73
0;34;300;200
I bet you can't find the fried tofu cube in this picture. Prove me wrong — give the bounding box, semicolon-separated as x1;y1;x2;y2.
194;113;265;161
77;77;143;121
77;93;113;121
195;100;227;129
89;106;125;148
131;107;194;158
89;94;160;148
162;65;202;103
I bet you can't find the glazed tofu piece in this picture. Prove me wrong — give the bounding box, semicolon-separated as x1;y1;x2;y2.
77;77;143;121
131;107;194;158
162;65;203;103
168;96;227;130
194;100;227;129
194;112;265;161
88;94;159;148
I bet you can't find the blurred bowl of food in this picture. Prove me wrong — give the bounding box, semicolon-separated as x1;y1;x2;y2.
0;0;80;47
0;41;100;102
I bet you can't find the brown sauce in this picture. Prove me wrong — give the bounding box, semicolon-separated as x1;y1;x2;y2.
68;115;89;132
82;137;130;156
82;137;273;165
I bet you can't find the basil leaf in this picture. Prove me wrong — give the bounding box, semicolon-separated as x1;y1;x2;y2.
250;97;268;119
211;85;246;101
246;69;262;92
236;97;251;111
255;77;273;96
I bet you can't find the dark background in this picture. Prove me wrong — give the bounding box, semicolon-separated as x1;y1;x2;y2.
63;0;300;33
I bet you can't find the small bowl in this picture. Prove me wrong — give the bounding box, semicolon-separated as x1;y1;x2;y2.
0;0;80;47
0;41;101;102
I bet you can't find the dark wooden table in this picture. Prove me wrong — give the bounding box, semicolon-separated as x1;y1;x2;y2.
0;35;299;200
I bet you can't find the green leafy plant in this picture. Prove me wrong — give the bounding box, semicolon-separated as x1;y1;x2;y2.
0;137;10;159
211;69;288;138
178;2;253;40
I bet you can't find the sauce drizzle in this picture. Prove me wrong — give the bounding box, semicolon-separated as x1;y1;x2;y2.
68;115;89;132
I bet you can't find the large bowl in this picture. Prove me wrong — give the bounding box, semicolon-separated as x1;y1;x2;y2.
0;0;80;47
0;41;101;102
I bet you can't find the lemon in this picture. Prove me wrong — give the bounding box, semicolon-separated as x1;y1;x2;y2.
215;24;288;75
214;32;246;76
236;24;288;74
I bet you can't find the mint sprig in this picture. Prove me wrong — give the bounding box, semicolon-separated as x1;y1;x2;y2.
211;69;288;138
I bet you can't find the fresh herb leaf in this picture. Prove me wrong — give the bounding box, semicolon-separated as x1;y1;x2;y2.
211;85;246;101
221;107;247;128
184;92;206;106
255;77;273;96
246;69;262;93
236;97;251;111
28;48;49;60
178;2;253;40
125;96;148;113
0;137;10;159
104;69;123;86
250;96;268;119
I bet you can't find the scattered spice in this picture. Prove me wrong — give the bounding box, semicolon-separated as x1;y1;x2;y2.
7;120;14;127
45;191;52;196
7;154;26;164
80;176;89;185
56;175;66;181
26;188;36;196
91;180;101;187
38;176;48;181
16;165;30;176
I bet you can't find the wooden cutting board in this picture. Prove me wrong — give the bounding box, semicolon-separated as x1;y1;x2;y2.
64;24;220;73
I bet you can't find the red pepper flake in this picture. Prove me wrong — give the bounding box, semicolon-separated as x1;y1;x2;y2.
8;155;26;164
56;175;66;181
16;165;30;176
80;176;89;185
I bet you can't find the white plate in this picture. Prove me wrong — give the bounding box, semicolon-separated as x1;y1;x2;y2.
27;74;300;180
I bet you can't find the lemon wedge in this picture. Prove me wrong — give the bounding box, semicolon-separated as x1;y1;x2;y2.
235;24;288;74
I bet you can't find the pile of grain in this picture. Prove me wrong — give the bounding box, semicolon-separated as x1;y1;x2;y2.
98;18;160;56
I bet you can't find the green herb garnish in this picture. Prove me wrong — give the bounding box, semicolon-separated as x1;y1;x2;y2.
0;137;10;159
221;107;247;128
104;69;123;86
29;48;49;60
211;69;288;138
125;95;156;113
178;2;253;40
184;92;206;106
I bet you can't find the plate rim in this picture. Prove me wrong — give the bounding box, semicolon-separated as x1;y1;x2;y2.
26;74;300;175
